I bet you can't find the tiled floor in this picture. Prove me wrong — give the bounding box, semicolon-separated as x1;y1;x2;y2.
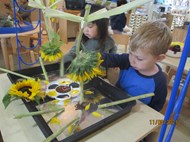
0;35;190;141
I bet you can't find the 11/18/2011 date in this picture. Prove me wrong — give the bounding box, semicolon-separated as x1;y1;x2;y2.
149;119;177;125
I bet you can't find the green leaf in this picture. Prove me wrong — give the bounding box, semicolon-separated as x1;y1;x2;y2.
34;96;41;105
2;93;20;109
87;0;152;22
2;94;12;109
45;8;83;23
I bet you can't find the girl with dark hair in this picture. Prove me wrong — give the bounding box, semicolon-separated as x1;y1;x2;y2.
64;4;117;63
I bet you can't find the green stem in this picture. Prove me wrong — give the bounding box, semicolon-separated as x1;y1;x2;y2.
44;16;53;42
44;117;80;142
75;27;83;56
14;107;65;119
79;82;84;105
39;57;49;81
0;67;33;79
76;5;91;55
59;56;64;78
98;93;155;109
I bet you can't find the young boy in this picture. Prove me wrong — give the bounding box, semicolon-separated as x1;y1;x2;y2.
102;21;172;111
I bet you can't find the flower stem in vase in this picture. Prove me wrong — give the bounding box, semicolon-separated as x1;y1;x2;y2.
59;56;64;78
79;82;84;105
75;5;91;105
75;5;91;55
39;57;49;81
44;16;54;42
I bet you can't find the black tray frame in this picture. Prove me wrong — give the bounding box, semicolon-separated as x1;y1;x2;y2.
7;63;136;142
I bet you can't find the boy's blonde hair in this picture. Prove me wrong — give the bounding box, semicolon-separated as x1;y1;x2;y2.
129;21;172;56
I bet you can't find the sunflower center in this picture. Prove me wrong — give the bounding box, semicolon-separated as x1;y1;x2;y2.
18;86;32;95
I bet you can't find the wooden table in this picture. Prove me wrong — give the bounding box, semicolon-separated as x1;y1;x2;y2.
0;73;164;142
161;56;190;74
0;26;40;70
161;56;190;99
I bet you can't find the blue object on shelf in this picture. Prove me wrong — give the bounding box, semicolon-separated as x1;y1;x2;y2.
0;22;33;34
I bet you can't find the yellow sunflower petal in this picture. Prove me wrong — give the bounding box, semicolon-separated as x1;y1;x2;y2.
85;103;90;111
49;117;61;125
68;124;74;134
70;90;80;96
52;100;59;104
91;112;102;118
63;99;71;106
84;90;93;95
47;90;57;96
59;81;70;85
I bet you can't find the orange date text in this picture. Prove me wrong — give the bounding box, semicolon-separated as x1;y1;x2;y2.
149;119;177;125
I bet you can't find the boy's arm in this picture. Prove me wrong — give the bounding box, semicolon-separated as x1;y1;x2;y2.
148;76;167;112
101;53;130;69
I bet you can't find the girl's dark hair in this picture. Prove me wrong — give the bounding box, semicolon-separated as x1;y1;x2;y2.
80;4;109;46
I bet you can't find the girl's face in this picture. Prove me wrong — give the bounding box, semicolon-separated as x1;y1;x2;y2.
129;48;163;75
83;23;99;39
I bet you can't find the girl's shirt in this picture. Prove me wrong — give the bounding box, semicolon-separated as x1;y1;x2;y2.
102;53;167;112
64;36;117;63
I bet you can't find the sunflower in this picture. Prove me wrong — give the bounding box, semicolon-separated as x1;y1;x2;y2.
3;79;45;108
8;79;43;100
40;33;63;62
67;51;106;82
40;50;63;62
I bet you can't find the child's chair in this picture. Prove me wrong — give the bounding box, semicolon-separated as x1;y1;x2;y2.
111;33;130;53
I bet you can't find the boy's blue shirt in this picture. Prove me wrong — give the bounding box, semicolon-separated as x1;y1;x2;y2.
102;53;167;111
117;67;153;104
